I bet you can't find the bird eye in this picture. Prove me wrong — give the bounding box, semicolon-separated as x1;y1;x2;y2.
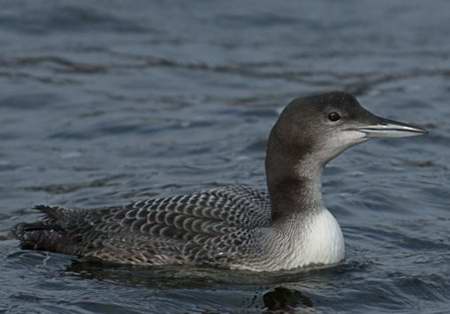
328;112;341;122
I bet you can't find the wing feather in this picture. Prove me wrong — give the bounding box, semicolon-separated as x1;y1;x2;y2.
22;185;271;266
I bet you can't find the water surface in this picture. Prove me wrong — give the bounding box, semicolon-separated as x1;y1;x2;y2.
1;1;449;313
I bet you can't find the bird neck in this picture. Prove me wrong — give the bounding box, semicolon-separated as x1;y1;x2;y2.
265;128;324;222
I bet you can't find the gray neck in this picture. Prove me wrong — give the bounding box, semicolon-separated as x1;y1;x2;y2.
265;127;324;222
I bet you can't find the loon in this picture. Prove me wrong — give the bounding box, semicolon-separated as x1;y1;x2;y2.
13;92;426;272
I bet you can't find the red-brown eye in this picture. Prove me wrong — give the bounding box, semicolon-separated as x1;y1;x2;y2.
328;112;341;122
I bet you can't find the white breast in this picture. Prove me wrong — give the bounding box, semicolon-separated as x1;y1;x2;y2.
281;208;345;270
229;208;345;272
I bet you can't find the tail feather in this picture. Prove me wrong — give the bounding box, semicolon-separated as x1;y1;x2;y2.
13;222;66;251
34;205;68;223
13;205;72;253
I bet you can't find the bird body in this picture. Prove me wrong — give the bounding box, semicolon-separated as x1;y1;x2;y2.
15;185;344;271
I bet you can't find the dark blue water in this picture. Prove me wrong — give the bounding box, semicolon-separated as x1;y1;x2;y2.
1;0;449;313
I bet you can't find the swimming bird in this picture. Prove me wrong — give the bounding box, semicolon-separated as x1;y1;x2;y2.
13;92;426;272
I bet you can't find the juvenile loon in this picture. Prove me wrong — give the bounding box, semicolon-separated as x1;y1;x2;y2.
13;92;426;272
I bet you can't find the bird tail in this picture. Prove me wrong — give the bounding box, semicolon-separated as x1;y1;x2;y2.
12;205;71;253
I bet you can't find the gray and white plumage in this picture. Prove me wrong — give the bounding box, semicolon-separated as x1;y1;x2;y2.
15;185;274;269
13;91;426;272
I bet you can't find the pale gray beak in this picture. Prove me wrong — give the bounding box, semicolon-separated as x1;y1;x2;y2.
356;117;427;138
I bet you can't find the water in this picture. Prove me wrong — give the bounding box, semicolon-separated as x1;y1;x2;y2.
0;0;449;313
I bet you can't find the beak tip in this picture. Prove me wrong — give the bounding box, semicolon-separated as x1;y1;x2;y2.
411;125;428;136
